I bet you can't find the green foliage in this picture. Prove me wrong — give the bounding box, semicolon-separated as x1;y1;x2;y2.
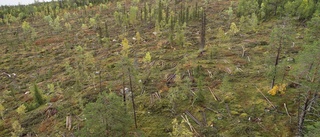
135;32;141;43
43;15;61;32
293;41;320;84
22;21;31;33
296;0;316;20
284;1;300;17
76;92;133;137
238;0;318;20
89;17;97;29
129;6;138;25
260;2;266;20
170;118;193;136
113;11;121;25
67;45;96;90
121;38;130;57
2;1;320;136
43;15;53;25
249;13;258;32
154;21;161;33
83;51;96;70
229;22;239;35
18;12;27;21
143;52;152;63
227;7;234;21
227;122;258;136
81;23;88;30
220;75;232;92
47;83;55;94
167;87;188;111
175;22;187;47
116;2;122;10
63;12;71;21
157;0;163;23
52;16;62;31
6;14;18;24
237;0;259;17
22;21;37;40
32;84;45;106
0;104;4;119
3;14;10;25
133;0;140;4
11;120;24;137
305;14;320;42
99;3;108;12
31;29;37;41
305;121;320;137
194;90;205;105
65;22;72;31
268;21;294;85
270;20;294;50
16;104;26;115
216;27;229;42
239;15;247;31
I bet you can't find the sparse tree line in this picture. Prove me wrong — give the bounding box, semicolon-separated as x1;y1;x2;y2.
0;0;112;25
238;0;320;21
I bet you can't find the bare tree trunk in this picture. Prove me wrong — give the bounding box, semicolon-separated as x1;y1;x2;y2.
66;115;72;131
271;35;282;88
122;71;126;108
298;92;310;136
297;62;319;136
310;62;319;82
128;68;138;129
297;91;319;136
200;9;206;51
99;71;102;93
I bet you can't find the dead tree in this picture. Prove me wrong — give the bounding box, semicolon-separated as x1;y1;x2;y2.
122;71;126;108
297;62;320;136
271;37;282;88
297;91;319;136
128;68;138;129
66;114;72;131
200;9;206;52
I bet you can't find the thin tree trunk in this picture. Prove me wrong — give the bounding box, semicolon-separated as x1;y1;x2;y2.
271;36;282;88
128;68;138;129
298;91;311;136
310;62;319;82
200;9;206;51
99;71;102;92
105;22;109;38
297;61;319;136
122;71;126;107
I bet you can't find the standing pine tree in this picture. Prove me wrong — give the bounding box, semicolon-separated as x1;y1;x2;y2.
269;18;294;88
76;92;133;137
293;41;320;136
305;13;320;43
33;84;45;106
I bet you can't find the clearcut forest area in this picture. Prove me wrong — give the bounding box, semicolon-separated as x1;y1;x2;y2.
0;0;319;136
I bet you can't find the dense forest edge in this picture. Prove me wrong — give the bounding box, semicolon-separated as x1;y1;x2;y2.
0;0;319;136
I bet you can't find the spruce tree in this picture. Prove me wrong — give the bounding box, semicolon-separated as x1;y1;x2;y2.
305;13;320;43
269;19;294;88
293;41;320;136
76;92;133;137
33;84;45;106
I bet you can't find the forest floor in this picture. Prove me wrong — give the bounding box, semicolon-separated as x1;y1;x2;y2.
0;0;304;136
